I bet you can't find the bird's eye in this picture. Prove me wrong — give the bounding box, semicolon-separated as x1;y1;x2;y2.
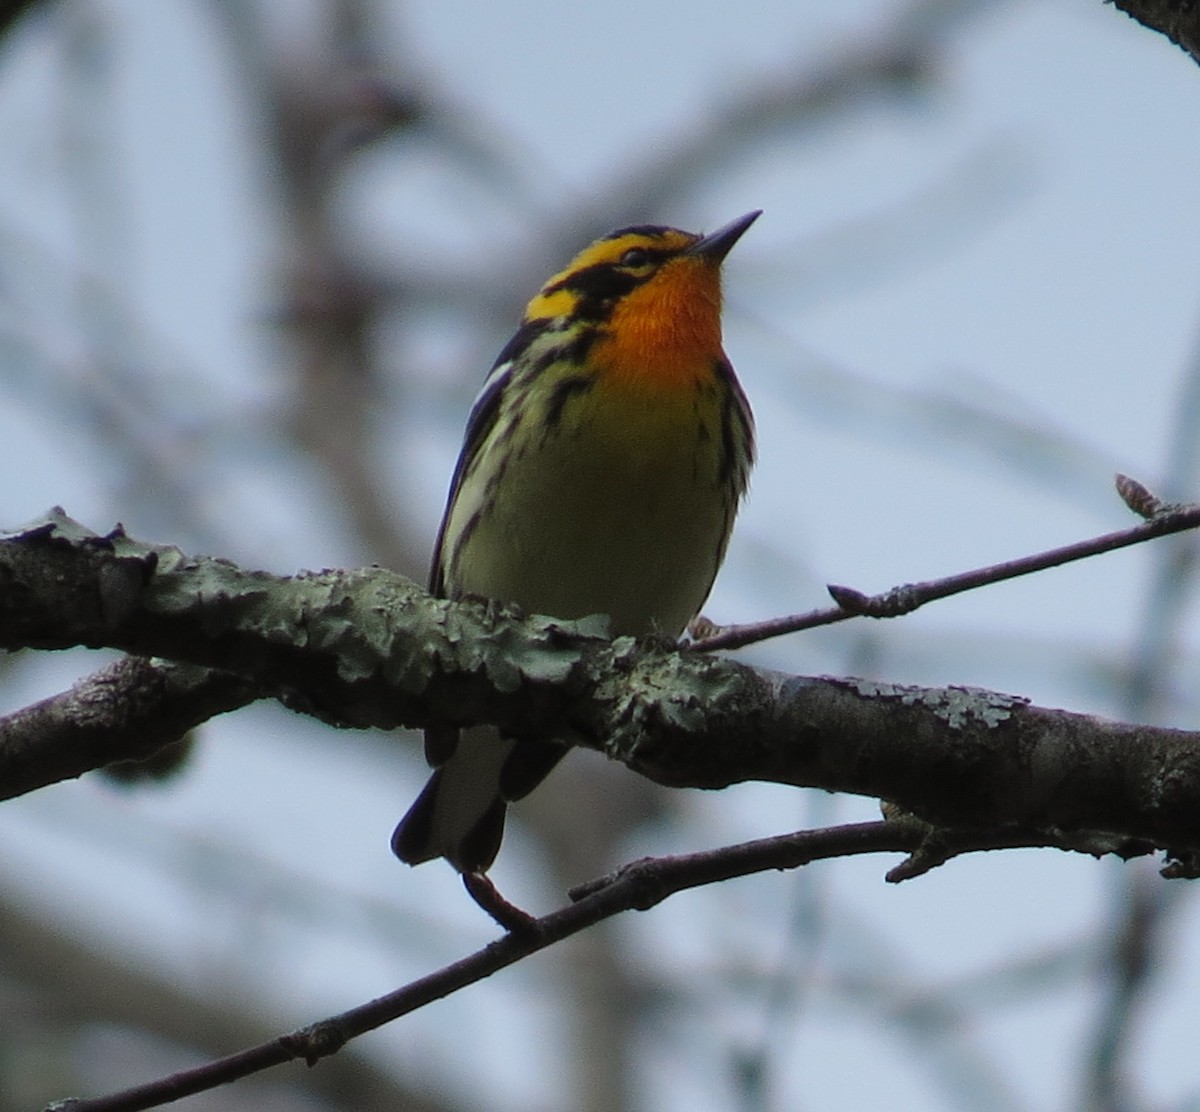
620;248;651;268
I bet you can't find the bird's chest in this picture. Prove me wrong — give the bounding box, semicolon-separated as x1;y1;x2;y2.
448;374;729;634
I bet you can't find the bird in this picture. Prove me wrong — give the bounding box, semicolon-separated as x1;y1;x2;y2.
392;211;759;874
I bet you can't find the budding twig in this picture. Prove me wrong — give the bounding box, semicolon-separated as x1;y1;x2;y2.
691;475;1198;652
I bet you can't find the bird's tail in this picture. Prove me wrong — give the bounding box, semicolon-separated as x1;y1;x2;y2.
391;726;568;873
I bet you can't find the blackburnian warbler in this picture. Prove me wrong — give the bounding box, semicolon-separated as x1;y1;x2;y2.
392;211;759;873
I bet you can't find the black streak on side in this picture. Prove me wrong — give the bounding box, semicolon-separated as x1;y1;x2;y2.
543;374;595;430
551;326;602;368
712;356;754;487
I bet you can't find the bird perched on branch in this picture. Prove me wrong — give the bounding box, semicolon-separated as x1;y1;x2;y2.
392;211;759;875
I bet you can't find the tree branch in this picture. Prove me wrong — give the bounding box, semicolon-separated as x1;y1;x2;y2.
0;656;255;797
1109;0;1200;66
6;507;1200;863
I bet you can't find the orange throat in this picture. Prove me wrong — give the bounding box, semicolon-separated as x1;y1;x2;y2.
594;258;725;392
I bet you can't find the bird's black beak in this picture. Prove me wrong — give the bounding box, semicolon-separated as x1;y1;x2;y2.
686;210;762;263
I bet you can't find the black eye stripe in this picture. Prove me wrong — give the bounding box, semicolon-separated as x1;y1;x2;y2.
544;263;641;302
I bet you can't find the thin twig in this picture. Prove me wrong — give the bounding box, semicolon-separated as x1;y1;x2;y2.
691;476;1199;652
50;816;1156;1112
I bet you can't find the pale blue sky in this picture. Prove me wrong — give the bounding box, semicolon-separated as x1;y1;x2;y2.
2;3;1200;1110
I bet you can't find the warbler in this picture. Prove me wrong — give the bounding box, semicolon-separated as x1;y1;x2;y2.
392;211;759;873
